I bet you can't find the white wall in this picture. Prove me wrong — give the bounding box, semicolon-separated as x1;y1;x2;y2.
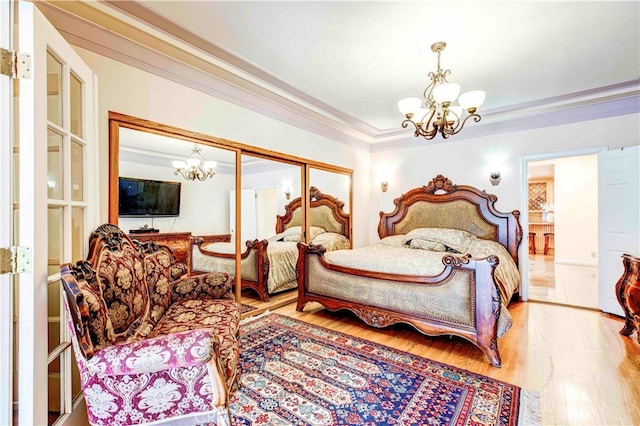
119;161;234;235
241;165;302;217
554;155;598;265
74;47;371;248
370;114;640;250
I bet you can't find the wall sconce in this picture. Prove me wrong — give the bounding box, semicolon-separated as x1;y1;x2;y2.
489;172;501;186
283;186;291;200
380;179;389;192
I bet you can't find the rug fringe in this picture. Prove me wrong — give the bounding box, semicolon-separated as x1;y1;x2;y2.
518;389;541;425
239;309;272;325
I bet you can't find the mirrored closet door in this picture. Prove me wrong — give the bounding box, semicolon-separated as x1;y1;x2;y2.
109;112;354;318
109;115;239;298
239;152;303;312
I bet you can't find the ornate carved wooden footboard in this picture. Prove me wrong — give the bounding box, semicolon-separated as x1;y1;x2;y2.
296;175;522;367
297;244;504;366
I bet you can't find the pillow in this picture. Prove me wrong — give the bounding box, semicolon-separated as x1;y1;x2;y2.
402;228;475;253
407;238;447;251
312;232;350;251
376;235;407;248
281;226;325;242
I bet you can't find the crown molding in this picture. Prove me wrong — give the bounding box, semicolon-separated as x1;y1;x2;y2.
37;1;640;154
36;1;375;151
371;86;640;152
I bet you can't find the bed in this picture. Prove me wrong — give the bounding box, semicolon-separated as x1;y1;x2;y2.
192;187;351;301
296;175;522;367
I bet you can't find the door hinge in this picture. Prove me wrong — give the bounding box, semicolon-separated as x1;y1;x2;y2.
0;246;32;275
0;48;32;80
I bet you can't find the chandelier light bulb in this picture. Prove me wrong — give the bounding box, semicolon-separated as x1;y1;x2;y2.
204;160;217;171
398;97;422;117
432;82;460;104
186;157;202;167
458;90;486;112
172;160;186;170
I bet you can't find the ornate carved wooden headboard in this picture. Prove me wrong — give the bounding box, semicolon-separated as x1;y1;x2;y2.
276;186;351;238
378;175;522;263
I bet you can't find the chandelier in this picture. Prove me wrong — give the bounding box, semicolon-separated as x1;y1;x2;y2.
398;42;485;140
171;144;217;181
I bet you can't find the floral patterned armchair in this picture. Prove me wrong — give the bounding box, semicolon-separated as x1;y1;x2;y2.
60;224;240;426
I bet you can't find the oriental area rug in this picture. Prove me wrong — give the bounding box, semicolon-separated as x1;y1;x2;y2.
227;313;540;426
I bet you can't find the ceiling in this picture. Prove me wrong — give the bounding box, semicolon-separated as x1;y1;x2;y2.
42;1;640;148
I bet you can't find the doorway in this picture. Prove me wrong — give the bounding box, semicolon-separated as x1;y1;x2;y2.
524;151;600;309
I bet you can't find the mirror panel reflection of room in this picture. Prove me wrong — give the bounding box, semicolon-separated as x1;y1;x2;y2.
238;153;303;312
110;114;354;317
309;166;351;224
117;126;238;295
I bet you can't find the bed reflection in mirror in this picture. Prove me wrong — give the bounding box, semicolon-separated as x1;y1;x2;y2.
193;153;304;313
309;167;352;247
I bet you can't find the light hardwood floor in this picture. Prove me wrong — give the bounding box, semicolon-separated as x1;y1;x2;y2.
528;254;599;309
273;301;640;426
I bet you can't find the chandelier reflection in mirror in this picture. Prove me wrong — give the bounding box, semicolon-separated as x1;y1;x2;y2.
398;42;485;140
172;144;217;181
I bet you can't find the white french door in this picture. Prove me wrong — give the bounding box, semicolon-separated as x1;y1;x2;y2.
0;1;16;425
598;145;640;315
9;2;98;425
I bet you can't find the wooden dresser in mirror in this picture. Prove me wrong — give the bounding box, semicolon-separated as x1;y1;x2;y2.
128;232;231;273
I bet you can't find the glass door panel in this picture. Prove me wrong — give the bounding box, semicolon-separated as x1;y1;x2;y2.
70;141;84;201
71;207;84;262
46;51;62;127
47;206;63;276
69;72;83;138
47;130;63;200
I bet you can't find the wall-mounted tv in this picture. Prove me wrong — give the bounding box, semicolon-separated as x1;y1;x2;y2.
118;177;181;217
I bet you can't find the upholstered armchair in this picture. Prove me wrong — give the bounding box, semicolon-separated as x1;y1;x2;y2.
60;224;241;426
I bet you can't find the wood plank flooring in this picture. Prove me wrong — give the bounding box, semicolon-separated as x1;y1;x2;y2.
273;301;640;425
528;254;599;309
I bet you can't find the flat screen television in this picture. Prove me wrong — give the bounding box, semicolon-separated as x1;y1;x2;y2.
118;177;181;217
